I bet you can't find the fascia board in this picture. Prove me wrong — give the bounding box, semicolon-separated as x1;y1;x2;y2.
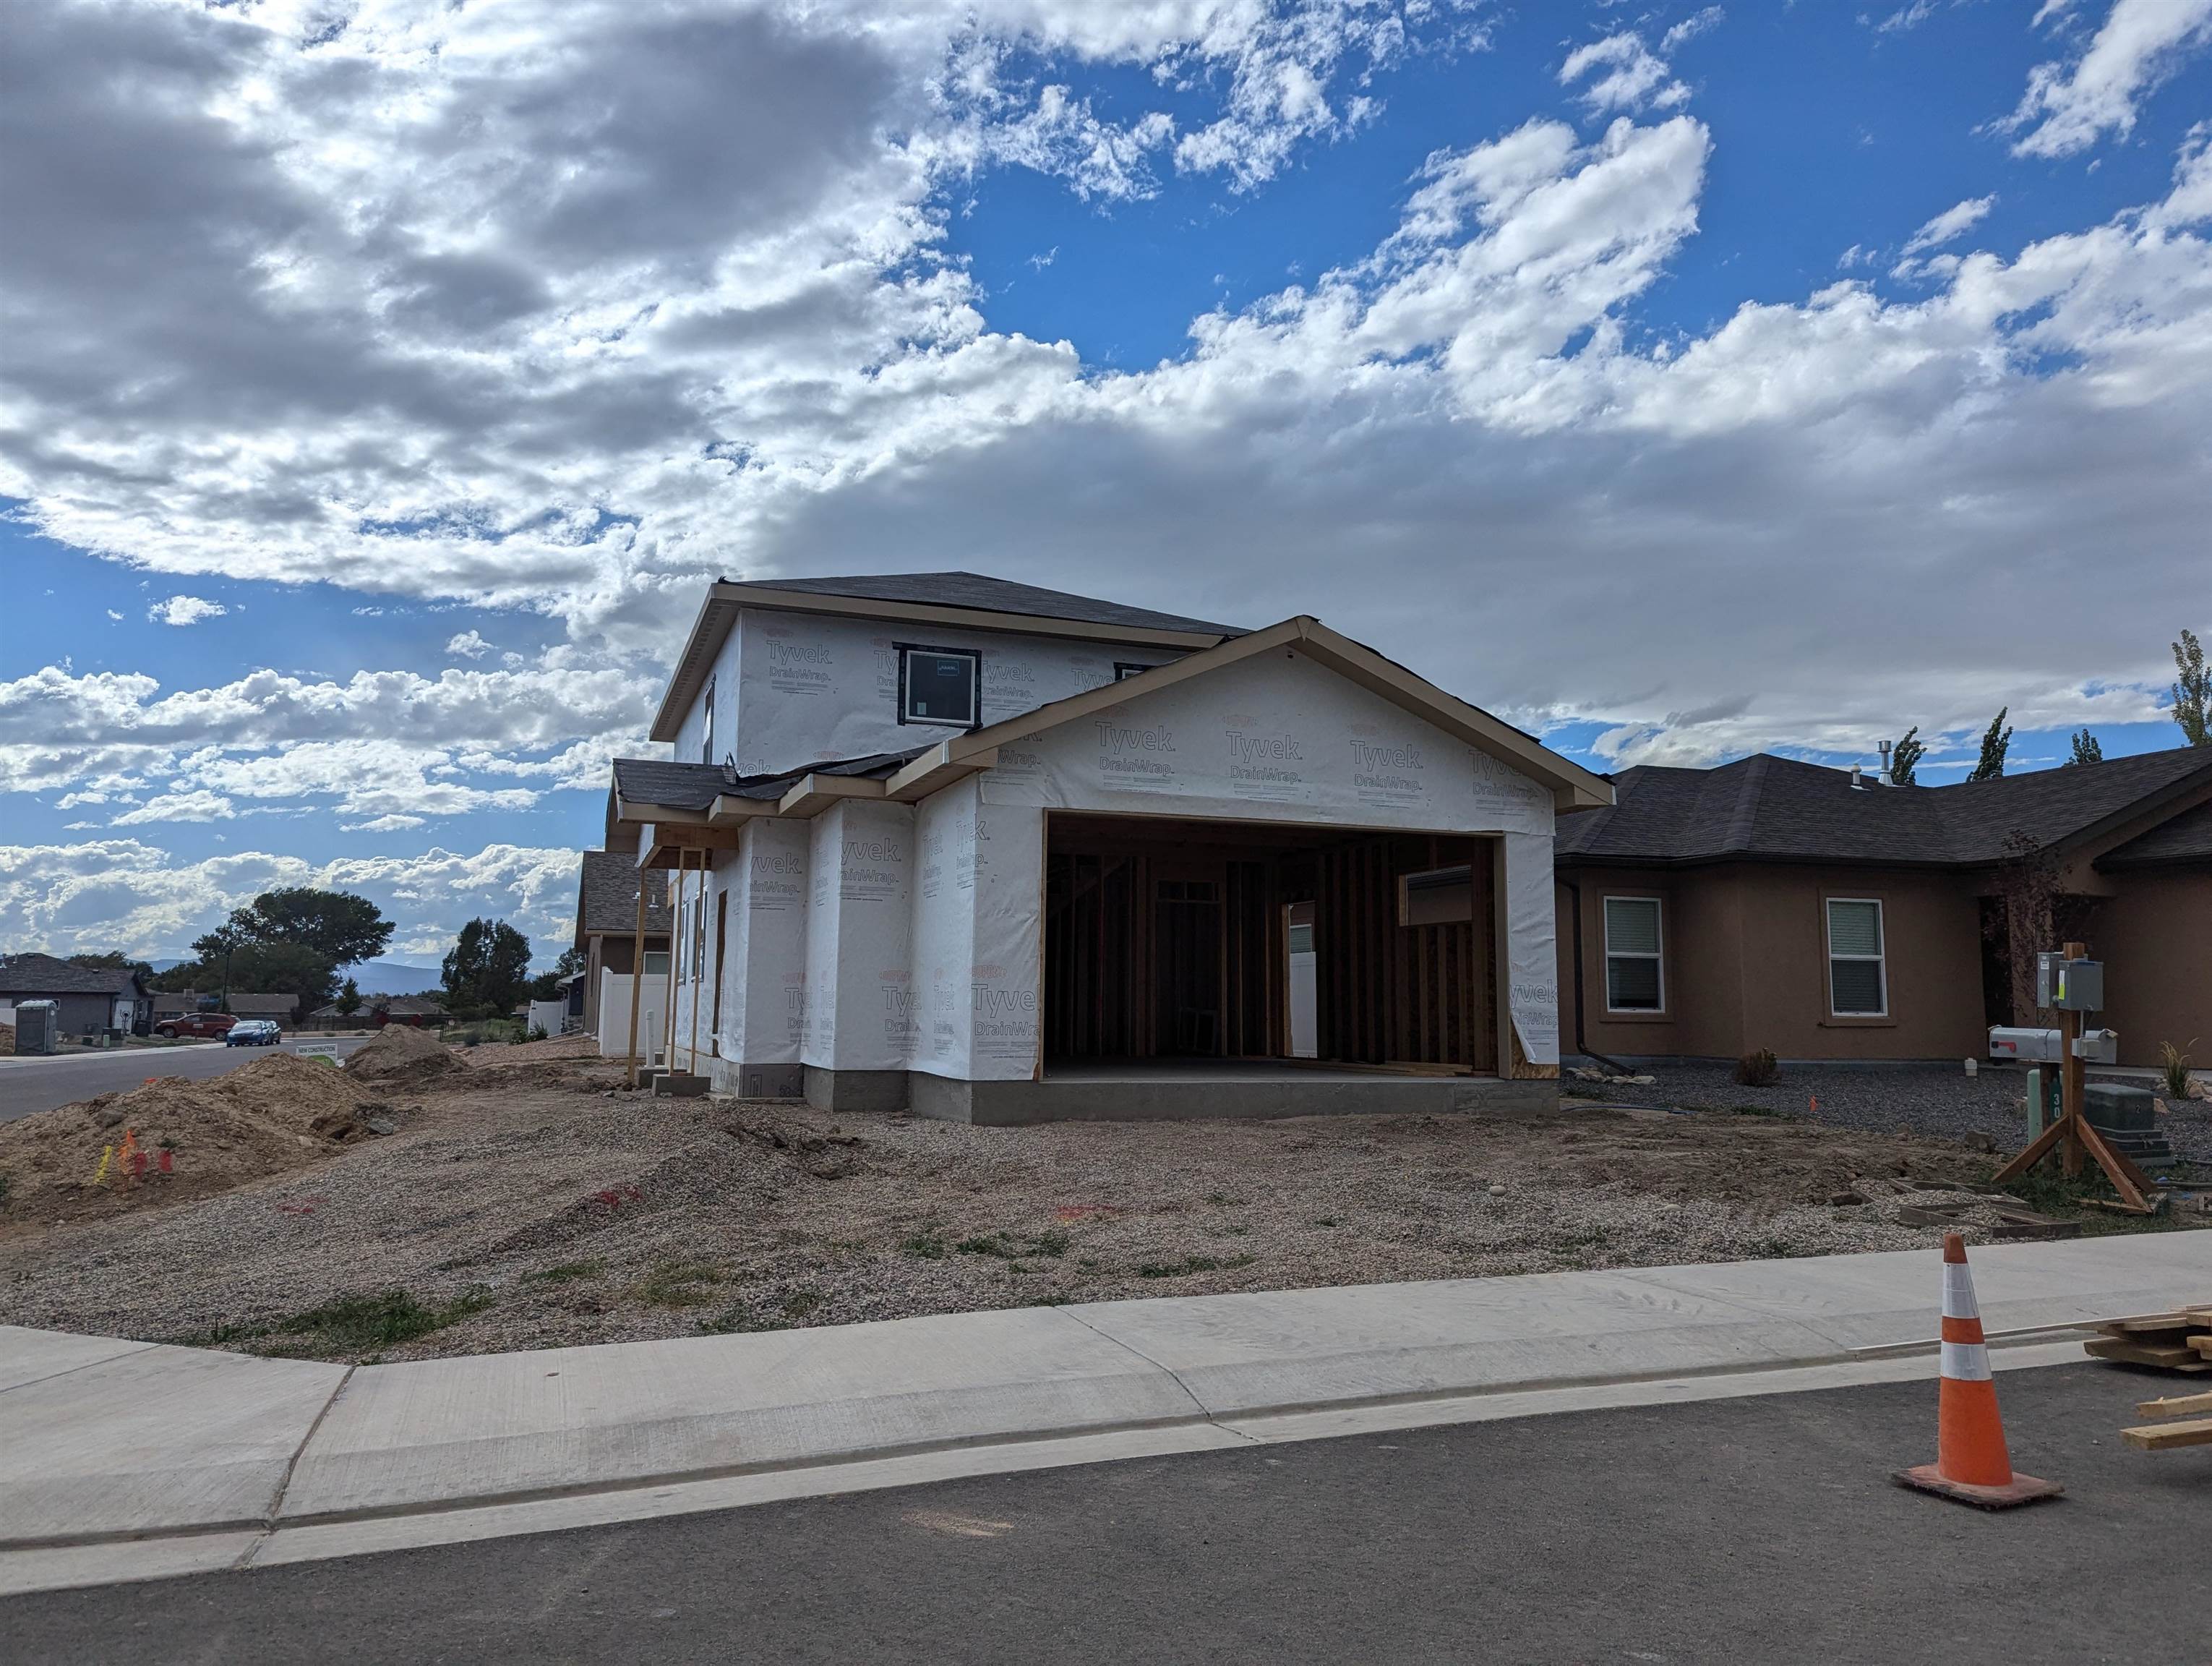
778;773;888;817
886;741;1001;802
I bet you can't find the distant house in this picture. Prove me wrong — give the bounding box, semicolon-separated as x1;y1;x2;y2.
0;954;152;1038
1554;746;2212;1069
306;994;445;1028
151;991;300;1024
572;850;671;1034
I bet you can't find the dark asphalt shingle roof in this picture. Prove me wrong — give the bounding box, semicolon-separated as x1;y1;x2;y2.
577;850;672;937
0;954;146;996
1556;747;2212;868
2098;795;2212;868
723;571;1245;638
611;749;930;814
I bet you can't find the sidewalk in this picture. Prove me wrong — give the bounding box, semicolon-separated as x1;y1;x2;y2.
4;1231;2207;1594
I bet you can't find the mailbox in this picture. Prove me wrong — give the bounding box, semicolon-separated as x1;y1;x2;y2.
1989;1026;2062;1063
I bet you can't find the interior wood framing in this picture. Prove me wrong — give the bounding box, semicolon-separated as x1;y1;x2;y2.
1042;812;1501;1076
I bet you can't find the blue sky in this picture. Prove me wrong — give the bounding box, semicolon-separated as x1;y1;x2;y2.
2;0;2208;962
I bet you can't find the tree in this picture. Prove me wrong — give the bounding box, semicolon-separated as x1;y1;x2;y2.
1887;727;1924;785
1967;707;2012;782
441;918;534;1018
2174;627;2210;747
236;888;394;967
335;977;362;1021
526;946;588;1004
2067;728;2103;766
67;952;153;981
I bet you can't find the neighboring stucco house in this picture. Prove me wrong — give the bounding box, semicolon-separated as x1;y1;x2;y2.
603;572;1611;1123
0;954;152;1039
1553;747;2212;1069
152;991;300;1025
572;851;671;1035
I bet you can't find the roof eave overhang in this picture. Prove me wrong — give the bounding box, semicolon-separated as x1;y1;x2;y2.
648;581;1235;745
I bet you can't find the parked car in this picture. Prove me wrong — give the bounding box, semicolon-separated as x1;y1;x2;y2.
154;1012;236;1040
224;1019;282;1047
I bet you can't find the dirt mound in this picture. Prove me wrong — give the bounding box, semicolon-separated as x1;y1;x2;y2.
345;1023;463;1088
0;1053;387;1229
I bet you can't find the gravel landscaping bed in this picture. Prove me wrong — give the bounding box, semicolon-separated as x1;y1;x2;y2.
4;1049;2200;1364
1568;1059;2212;1169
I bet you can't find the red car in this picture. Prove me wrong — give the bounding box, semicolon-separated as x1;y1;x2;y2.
154;1012;236;1040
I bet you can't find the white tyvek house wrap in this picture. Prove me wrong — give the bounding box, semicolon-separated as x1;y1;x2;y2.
978;646;1560;1066
909;779;1045;1082
800;799;915;1071
731;609;1183;777
909;784;975;1078
1501;832;1560;1067
721;819;808;1063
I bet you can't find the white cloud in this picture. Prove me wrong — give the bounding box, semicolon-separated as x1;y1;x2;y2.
1558;33;1687;114
343;813;429;832
147;595;228;626
104;609;122;621
2007;0;2212;158
0;0;2205;787
1663;9;1725;52
1901;195;1997;255
445;629;495;659
109;789;235;824
0;839;581;960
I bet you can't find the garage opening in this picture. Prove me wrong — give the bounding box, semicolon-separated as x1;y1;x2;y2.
1041;813;1500;1075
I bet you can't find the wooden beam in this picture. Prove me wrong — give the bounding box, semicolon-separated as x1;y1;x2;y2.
778;773;887;818
2121;1417;2212;1451
886;742;1000;803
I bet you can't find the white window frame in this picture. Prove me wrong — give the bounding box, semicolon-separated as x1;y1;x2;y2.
896;644;982;730
700;677;716;765
1825;897;1888;1018
1601;895;1665;1014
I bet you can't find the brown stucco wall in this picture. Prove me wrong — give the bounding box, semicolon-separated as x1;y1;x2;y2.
1558;863;1987;1063
2091;868;2212;1067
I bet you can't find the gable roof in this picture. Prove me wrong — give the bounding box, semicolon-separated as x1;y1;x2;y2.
1556;746;2212;868
575;850;673;939
651;571;1245;743
0;954;145;996
2098;795;2212;870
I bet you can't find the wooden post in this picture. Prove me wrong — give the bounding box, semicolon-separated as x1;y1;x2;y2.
2061;939;2086;1178
624;871;647;1088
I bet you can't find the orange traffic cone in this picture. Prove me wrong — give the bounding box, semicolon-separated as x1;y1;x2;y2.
1895;1233;2062;1508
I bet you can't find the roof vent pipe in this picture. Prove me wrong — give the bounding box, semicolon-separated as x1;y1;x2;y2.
1851;764;1864;790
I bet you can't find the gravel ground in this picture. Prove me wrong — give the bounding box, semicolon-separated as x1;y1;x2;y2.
1567;1060;2212;1169
9;1050;2199;1364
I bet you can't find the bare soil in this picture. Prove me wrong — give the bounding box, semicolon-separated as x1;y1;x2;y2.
7;1049;2174;1364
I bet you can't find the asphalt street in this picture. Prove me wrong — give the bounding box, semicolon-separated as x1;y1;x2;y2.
0;1037;368;1122
2;1364;2199;1665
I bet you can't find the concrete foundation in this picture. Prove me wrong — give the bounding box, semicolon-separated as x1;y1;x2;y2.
910;1063;1556;1127
803;1067;910;1114
708;1060;805;1100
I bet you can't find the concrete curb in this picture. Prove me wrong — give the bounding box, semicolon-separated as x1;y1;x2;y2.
2;1233;2206;1587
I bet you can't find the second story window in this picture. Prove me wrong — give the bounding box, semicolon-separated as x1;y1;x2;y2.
899;646;981;728
700;678;716;765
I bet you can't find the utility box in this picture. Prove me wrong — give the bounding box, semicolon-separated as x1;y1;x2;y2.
2085;1082;2156;1133
1989;1026;2062;1064
2035;952;2103;1012
12;999;60;1055
2072;1028;2119;1064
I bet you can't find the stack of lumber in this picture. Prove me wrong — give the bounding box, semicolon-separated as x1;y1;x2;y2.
2083;1306;2212;1373
2121;1387;2212;1453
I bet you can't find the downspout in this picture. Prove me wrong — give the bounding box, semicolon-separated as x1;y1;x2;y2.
1559;875;1630;1075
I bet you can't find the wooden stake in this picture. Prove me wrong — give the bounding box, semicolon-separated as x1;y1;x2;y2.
1990;939;2151;1211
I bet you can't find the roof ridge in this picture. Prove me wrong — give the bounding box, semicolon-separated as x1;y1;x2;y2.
1720;753;1770;853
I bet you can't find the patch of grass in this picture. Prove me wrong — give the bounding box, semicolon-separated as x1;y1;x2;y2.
0;1173;11;1208
633;1260;724;1307
900;1231;948;1260
1726;1103;1795;1119
1312;1216;1339;1229
526;1260;603;1284
1994;1164;2193;1236
956;1228;1069;1260
697;1287;823;1336
267;1287;492;1354
1136;1254;1256;1280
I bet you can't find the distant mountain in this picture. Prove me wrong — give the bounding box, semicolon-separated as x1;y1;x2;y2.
345;960;443;996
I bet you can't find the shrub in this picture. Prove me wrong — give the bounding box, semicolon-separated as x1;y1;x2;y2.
1734;1049;1780;1087
2161;1040;2198;1101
